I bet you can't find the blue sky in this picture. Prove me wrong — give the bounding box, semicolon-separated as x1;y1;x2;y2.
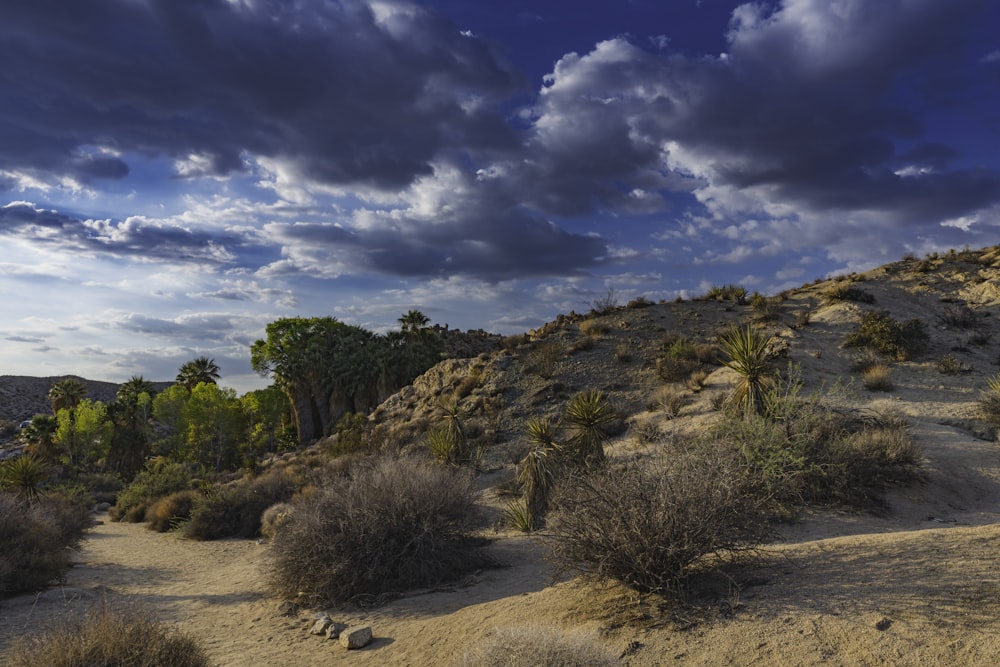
2;0;999;394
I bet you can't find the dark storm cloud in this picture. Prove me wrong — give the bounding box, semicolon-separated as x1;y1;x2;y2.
0;0;521;189
505;0;1000;229
0;202;247;264
264;204;608;282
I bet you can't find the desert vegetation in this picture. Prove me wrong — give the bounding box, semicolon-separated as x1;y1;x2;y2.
3;247;1000;665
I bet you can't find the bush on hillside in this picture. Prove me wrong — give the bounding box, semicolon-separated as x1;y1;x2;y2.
183;468;297;540
6;600;211;667
0;492;91;598
546;449;770;597
269;456;491;606
844;311;929;361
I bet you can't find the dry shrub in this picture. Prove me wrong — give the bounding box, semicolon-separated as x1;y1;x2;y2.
6;600;211;667
268;456;493;606
546;449;770;597
823;283;875;304
978;374;1000;428
656;355;699;382
686;369;710;392
653;385;688;419
146;490;199;533
861;364;893;391
579;318;609;338
525;340;566;378
850;348;883;373
936;353;971;375
260;502;295;540
835;424;922;488
183;469;297;540
614;342;632;362
0;492;91;598
936;305;979;330
455;625;617;667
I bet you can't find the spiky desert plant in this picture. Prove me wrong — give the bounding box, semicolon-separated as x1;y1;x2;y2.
517;445;557;528
1;455;48;504
719;325;775;418
563;391;615;468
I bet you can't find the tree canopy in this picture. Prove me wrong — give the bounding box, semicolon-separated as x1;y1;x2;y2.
251;314;443;445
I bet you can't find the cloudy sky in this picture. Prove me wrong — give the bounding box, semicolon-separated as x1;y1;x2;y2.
2;0;999;393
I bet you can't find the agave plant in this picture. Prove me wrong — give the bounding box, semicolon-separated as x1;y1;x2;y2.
719;325;775;418
563;391;615;468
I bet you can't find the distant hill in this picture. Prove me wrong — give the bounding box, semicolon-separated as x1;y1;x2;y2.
0;375;173;423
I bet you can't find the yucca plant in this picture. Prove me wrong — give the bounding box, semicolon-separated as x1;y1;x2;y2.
719;325;775;418
1;455;49;504
563;391;615;468
517;445;557;530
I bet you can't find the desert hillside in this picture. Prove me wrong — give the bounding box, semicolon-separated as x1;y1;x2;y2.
0;375;173;424
2;246;1000;665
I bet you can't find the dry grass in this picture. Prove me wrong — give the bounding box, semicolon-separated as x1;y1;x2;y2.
861;364;894;391
6;600;211;667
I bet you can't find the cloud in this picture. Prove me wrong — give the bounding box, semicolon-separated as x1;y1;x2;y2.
0;0;521;191
0;201;252;265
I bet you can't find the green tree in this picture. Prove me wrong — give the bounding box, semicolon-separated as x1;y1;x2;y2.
251;318;377;444
54;399;111;473
176;357;221;390
241;386;296;460
151;385;192;459
183;383;245;471
47;378;87;416
20;415;59;463
106;378;156;480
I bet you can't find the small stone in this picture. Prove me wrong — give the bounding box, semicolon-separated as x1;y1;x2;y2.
325;622;348;640
339;625;373;650
309;617;332;635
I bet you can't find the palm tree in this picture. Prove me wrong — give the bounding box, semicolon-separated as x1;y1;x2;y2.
48;378;87;415
398;309;431;337
176;357;221;390
117;375;156;404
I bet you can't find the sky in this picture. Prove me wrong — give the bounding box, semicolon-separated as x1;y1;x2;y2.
1;0;999;394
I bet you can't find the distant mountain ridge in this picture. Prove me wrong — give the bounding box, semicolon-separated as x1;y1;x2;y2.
0;375;173;423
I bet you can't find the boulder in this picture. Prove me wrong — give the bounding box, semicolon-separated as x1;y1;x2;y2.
309;616;332;635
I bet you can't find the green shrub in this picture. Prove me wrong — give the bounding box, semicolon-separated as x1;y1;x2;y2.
183;469;297;540
456;626;617;667
111;460;200;522
269;456;491;606
547;449;770;596
844;311;929;361
6;600;211;667
0;492;91;597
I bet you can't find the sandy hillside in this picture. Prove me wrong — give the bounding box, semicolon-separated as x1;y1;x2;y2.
2;249;1000;665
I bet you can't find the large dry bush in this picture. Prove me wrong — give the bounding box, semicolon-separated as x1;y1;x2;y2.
455;625;617;667
269;456;492;606
6;600;210;667
546;448;771;597
0;492;91;598
183;468;297;540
